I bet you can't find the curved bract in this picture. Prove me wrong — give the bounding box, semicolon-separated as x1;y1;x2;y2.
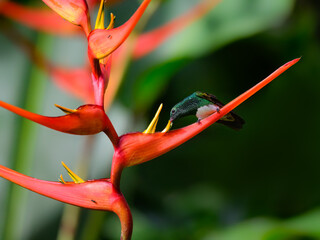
0;165;118;209
0;102;108;135
115;58;300;168
0;165;132;239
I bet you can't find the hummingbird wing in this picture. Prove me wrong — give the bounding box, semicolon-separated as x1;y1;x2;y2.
196;91;245;130
195;92;225;108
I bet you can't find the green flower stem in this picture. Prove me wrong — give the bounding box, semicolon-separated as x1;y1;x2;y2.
2;33;50;240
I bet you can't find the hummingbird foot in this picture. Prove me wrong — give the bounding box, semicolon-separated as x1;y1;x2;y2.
216;107;221;113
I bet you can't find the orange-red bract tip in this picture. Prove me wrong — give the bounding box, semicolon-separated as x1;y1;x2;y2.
0;102;108;135
88;0;151;59
115;58;300;167
285;57;301;66
42;0;91;36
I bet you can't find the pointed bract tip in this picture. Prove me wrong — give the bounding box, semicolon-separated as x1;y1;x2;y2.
284;57;301;67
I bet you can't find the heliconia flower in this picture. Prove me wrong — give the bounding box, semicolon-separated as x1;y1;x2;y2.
109;58;300;187
0;101;119;145
42;0;91;36
133;0;221;59
0;163;132;240
88;0;151;59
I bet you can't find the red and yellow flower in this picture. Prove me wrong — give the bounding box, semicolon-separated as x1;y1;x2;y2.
0;0;300;239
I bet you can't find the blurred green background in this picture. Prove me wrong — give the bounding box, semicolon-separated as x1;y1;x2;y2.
1;0;320;239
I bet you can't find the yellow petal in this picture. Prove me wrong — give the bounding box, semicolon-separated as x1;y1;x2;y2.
61;161;85;184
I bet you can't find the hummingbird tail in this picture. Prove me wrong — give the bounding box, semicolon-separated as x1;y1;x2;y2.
217;111;245;130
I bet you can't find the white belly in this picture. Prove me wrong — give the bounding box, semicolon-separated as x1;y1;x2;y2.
196;105;219;120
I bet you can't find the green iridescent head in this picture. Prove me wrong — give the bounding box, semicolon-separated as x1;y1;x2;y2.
169;92;202;122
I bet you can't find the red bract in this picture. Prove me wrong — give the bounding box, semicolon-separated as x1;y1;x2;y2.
109;58;300;187
0;101;118;145
0;165;132;239
88;0;151;59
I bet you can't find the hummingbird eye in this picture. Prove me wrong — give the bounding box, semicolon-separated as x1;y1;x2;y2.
171;109;176;114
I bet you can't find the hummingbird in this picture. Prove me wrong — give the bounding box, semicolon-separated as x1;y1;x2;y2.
169;91;245;130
